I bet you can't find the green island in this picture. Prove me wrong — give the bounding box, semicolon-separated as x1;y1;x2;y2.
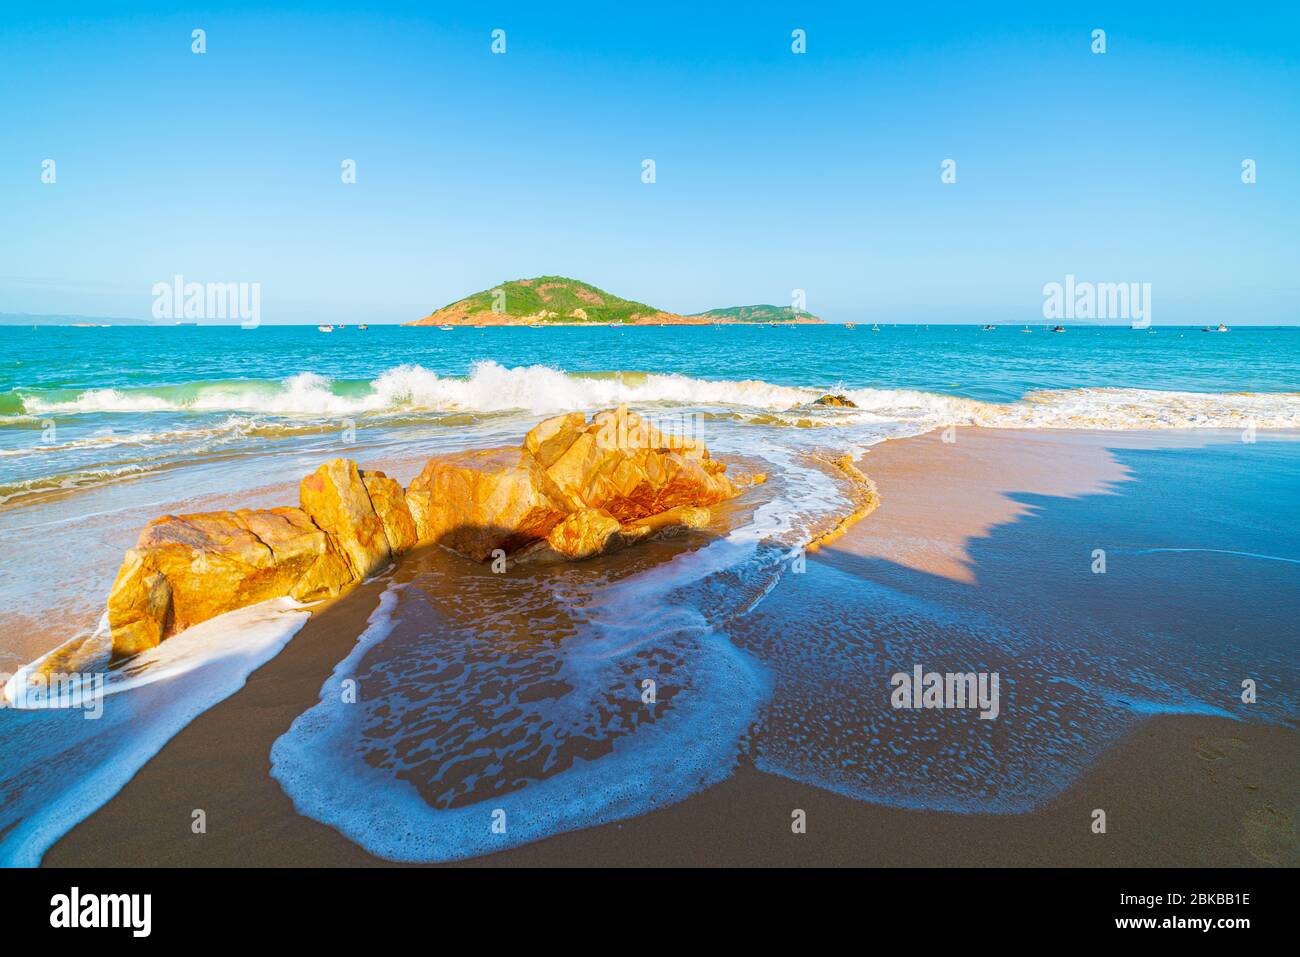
407;276;824;326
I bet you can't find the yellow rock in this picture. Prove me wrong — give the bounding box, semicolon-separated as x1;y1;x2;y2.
518;504;711;564
523;411;587;468
362;470;418;555
300;458;392;579
100;409;748;657
813;393;857;408
30;631;114;682
626;505;712;535
543;408;736;523
541;507;637;561
106;553;173;658
106;507;353;659
406;447;573;561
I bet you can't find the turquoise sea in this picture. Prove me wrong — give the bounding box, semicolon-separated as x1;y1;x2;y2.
3;324;1299;509
0;323;1297;864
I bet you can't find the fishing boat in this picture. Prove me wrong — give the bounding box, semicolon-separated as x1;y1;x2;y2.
981;324;997;331
1201;323;1230;332
358;324;368;330
844;323;855;329
439;325;455;331
1050;325;1066;333
318;324;334;332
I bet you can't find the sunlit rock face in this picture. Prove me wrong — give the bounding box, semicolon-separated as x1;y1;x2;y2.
107;507;352;658
103;408;750;659
538;406;736;521
361;470;419;555
300;458;392;579
405;447;575;562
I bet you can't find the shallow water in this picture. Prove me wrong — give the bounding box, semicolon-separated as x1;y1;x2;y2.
0;324;1297;863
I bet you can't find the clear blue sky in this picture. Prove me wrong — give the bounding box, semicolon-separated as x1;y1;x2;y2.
1;1;1297;324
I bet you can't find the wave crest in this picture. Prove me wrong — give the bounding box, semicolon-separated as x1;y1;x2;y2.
10;362;1300;430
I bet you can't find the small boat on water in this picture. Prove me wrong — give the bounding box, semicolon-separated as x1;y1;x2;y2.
318;324;334;332
844;323;855;329
439;325;455;331
871;324;881;332
1201;323;1230;332
358;324;368;330
1020;325;1032;333
981;324;997;331
1050;325;1066;333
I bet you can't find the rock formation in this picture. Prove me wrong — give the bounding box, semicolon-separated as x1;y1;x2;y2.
107;507;354;658
813;393;858;408
299;458;393;579
102;407;753;659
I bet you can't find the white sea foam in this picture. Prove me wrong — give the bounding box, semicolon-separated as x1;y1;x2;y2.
0;599;309;867
271;553;771;860
15;362;1300;430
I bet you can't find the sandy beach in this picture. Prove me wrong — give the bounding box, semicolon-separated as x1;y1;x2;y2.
44;427;1299;867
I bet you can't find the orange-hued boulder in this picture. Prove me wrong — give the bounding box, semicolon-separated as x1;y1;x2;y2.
517;503;715;564
30;631;114;685
625;504;713;535
406;407;739;563
105;554;173;658
542;407;736;522
406;447;574;561
539;507;644;561
106;507;353;659
813;393;857;408
300;458;392;579
98;407;748;659
523;412;587;468
362;470;418;555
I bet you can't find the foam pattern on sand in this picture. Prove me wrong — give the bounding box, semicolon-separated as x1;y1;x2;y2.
0;599;308;866
270;575;769;861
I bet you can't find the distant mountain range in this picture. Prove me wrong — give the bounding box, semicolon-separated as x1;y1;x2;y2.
687;304;820;323
407;276;824;326
0;312;158;327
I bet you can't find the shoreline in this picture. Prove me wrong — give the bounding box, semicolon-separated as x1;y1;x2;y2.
43;426;1300;867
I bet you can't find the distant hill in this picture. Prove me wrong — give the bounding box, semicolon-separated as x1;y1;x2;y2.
0;312;157;327
688;304;821;324
408;277;826;326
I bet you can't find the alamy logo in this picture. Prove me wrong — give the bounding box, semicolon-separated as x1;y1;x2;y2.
593;410;705;451
1042;274;1151;327
890;664;1000;719
2;670;103;719
50;887;151;937
151;274;261;328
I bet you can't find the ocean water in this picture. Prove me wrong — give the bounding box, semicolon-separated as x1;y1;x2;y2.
1;324;1298;864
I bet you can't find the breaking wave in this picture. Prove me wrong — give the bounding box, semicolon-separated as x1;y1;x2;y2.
9;361;1300;430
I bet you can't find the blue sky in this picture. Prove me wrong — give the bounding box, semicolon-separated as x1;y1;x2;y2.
1;1;1297;324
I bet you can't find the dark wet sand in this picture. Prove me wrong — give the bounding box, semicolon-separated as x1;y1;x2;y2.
45;428;1300;867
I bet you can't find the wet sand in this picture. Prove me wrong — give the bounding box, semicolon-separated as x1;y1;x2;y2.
45;428;1299;867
